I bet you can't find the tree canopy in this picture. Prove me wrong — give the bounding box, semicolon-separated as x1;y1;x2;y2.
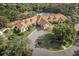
0;3;79;22
0;33;33;56
53;23;76;47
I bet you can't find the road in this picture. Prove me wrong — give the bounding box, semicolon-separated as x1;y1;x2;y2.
27;24;79;56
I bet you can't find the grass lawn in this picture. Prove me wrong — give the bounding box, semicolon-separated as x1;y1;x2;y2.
37;32;72;51
37;33;63;51
16;26;36;39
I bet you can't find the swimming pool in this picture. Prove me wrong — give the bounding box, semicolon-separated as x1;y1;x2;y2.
37;13;51;16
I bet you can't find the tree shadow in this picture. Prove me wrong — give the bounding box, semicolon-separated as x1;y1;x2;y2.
35;35;45;48
73;31;79;47
73;50;79;56
73;37;79;47
36;27;42;31
34;35;62;49
36;25;43;31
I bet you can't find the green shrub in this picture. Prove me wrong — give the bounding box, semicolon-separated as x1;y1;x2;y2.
13;27;20;33
53;23;76;47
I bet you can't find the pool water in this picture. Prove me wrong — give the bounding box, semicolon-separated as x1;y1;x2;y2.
37;13;51;16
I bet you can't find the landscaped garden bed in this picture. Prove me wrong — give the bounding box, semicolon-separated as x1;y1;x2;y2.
13;25;36;39
4;25;36;39
36;23;76;51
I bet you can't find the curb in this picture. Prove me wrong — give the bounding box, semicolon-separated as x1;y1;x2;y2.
42;45;73;52
27;29;37;38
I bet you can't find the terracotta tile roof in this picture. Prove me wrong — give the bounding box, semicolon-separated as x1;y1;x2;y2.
37;16;49;25
15;16;38;29
49;13;67;21
15;13;67;30
41;16;49;20
15;22;23;29
30;16;37;24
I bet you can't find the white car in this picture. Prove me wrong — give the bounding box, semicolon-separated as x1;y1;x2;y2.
0;31;4;36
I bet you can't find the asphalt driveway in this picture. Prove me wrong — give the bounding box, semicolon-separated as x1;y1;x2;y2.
27;29;47;45
27;24;79;56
